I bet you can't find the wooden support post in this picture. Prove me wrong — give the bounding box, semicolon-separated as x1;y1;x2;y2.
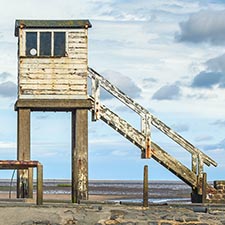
202;172;207;204
143;165;148;207
71;109;88;203
37;164;43;205
17;108;31;198
191;173;207;203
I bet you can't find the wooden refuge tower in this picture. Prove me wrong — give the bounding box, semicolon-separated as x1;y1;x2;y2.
14;19;92;202
13;19;221;205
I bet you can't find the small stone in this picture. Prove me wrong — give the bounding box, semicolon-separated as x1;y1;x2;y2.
64;219;77;225
174;217;185;222
21;221;34;225
185;217;199;222
161;215;174;220
110;215;119;220
119;223;136;225
35;221;51;225
148;222;158;225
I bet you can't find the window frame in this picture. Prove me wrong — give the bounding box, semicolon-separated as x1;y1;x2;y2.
23;29;67;58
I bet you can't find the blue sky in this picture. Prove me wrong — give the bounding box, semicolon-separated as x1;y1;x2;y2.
0;0;225;181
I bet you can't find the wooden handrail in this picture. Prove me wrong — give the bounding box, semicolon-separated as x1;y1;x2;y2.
88;67;217;168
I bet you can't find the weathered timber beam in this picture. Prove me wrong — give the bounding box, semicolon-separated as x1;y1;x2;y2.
151;142;197;187
97;103;197;188
15;99;92;111
88;67;217;167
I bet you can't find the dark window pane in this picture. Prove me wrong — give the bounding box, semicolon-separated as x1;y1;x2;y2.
40;32;51;56
54;32;65;56
26;32;37;56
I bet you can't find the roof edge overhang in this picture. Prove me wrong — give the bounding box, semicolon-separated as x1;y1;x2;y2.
15;19;92;36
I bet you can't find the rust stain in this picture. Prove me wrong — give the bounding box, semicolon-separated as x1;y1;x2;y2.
0;160;41;169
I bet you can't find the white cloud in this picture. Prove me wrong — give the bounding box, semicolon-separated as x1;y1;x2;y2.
176;10;225;45
0;141;16;149
0;81;17;97
152;84;181;100
207;53;225;73
100;70;142;99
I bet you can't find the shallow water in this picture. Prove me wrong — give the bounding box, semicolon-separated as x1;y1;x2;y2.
0;179;192;203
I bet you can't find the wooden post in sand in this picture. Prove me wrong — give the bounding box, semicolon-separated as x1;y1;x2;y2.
143;165;148;207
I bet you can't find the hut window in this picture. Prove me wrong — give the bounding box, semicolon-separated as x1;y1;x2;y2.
25;31;66;57
40;32;52;56
26;32;37;56
54;32;65;56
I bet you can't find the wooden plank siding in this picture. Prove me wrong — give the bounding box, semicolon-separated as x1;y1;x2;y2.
18;29;88;99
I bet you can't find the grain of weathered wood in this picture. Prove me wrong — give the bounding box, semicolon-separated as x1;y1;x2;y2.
18;29;88;99
20;78;86;85
20;62;87;70
20;84;86;90
17;109;31;198
19;58;87;65
143;165;148;207
37;164;43;205
72;110;88;203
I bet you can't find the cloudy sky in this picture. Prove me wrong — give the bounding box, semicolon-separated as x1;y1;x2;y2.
0;0;225;182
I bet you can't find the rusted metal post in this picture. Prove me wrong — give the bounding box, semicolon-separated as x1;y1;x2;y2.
28;168;33;198
71;109;88;203
37;163;43;205
17;108;31;198
202;172;207;204
143;165;149;207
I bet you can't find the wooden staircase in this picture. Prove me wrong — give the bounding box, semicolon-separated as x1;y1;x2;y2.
88;67;217;203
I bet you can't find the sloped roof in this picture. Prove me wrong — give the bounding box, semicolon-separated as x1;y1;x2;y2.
15;19;92;36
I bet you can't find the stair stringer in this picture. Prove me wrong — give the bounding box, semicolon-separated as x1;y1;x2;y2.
93;101;198;189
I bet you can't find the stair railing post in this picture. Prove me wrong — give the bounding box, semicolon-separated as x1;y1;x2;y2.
194;155;206;203
202;172;207;203
91;77;100;121
192;153;197;175
198;154;204;176
141;114;151;159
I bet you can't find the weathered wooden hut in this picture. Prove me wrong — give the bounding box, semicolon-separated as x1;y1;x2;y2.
15;20;91;99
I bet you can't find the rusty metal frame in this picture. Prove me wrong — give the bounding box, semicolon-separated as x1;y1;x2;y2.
0;160;43;205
